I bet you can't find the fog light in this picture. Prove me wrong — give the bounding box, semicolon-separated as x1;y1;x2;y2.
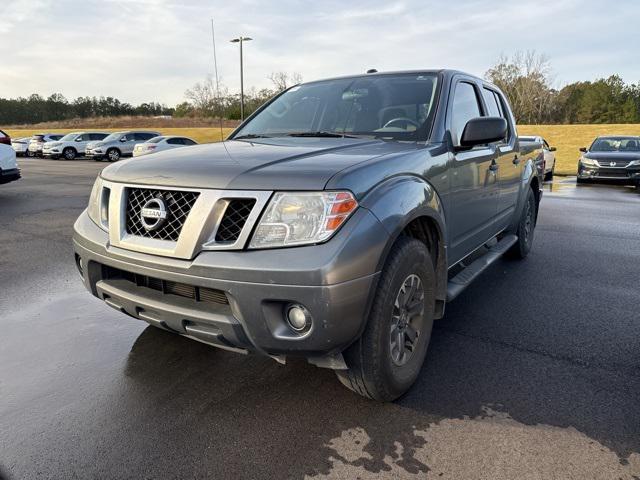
75;253;84;278
286;304;311;332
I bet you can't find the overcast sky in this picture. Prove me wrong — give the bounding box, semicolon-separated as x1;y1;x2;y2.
1;0;639;106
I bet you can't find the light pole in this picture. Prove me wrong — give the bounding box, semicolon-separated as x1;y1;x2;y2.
230;36;252;121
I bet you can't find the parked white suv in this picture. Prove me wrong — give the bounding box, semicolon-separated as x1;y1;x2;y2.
43;132;109;160
86;131;161;162
0;144;21;185
132;135;198;157
27;133;64;157
11;137;31;157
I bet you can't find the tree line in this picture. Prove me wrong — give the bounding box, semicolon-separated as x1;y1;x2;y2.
0;94;174;125
485;51;640;124
1;60;639;126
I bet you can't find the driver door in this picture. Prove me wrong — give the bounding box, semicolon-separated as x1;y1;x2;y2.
447;79;500;264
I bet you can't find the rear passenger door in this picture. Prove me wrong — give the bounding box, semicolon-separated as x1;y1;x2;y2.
448;79;500;264
482;87;522;229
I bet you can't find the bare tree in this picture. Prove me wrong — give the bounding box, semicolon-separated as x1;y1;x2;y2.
486;51;556;124
184;76;228;117
268;71;303;92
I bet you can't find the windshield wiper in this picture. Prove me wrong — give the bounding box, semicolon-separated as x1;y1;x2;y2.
234;134;272;140
285;131;361;138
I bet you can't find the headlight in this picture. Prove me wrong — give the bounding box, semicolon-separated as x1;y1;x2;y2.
628;160;640;166
50;142;62;147
249;191;358;249
87;177;109;231
580;157;598;167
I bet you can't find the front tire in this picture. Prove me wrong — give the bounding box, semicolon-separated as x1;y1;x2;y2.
508;187;537;259
107;148;121;162
336;237;435;401
62;147;77;160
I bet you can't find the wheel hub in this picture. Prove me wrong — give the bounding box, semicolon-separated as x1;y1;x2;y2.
389;273;425;366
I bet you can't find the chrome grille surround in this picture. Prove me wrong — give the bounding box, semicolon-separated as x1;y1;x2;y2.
99;180;272;259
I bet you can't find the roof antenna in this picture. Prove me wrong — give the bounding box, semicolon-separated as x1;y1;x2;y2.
366;68;378;74
211;18;226;144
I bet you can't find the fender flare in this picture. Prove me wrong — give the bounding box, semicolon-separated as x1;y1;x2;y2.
359;175;448;317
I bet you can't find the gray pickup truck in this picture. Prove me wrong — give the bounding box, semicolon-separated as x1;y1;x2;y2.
73;70;542;401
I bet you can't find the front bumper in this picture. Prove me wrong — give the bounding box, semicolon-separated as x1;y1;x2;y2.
85;151;105;160
73;208;388;360
578;162;640;184
0;167;21;184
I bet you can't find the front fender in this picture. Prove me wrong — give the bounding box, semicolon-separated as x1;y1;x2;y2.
509;157;541;232
359;175;448;314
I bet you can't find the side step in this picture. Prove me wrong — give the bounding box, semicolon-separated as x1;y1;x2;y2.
446;234;518;301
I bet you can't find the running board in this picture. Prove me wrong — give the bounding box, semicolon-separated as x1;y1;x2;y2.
446;234;518;301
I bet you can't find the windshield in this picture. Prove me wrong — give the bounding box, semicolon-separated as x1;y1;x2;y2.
233;73;439;141
102;132;123;142
60;133;80;141
590;137;640;152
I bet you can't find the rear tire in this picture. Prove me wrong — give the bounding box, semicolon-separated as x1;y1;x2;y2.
544;167;554;181
508;187;537;259
336;237;435;401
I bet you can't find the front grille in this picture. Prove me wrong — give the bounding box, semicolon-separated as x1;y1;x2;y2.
126;188;199;241
597;161;630;168
102;265;229;305
596;170;629;178
214;199;256;242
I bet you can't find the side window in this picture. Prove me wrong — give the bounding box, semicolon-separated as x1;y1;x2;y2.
543;140;550;150
90;133;107;141
451;82;482;144
482;88;501;117
183;138;196;145
493;92;514;142
75;134;87;142
167;138;183;145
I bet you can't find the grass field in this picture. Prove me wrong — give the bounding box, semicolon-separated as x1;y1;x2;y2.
8;124;640;176
518;124;640;175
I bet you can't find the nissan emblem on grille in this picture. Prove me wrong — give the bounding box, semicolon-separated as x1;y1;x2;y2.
140;197;168;231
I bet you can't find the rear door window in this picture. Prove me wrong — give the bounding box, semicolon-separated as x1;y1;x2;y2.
90;133;108;141
167;138;184;145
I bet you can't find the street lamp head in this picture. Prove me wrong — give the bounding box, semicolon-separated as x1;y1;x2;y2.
230;37;252;43
230;38;240;43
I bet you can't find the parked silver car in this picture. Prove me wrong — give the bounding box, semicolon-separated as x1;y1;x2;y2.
43;132;109;160
85;131;161;162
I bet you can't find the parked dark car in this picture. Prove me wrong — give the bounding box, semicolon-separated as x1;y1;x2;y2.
73;70;542;401
577;136;640;186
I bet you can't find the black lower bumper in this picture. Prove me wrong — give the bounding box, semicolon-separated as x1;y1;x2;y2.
578;165;640;185
0;168;21;184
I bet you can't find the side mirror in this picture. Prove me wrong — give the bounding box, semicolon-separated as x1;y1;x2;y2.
120;137;127;142
75;137;83;142
579;147;587;153
459;117;507;148
549;146;557;152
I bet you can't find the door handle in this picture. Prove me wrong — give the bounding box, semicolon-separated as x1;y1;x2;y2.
513;155;521;165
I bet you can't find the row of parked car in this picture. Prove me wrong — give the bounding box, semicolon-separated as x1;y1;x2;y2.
10;130;198;161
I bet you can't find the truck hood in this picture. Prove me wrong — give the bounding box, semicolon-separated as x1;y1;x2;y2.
101;137;420;191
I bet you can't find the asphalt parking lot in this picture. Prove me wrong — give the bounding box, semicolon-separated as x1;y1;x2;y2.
1;158;639;479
